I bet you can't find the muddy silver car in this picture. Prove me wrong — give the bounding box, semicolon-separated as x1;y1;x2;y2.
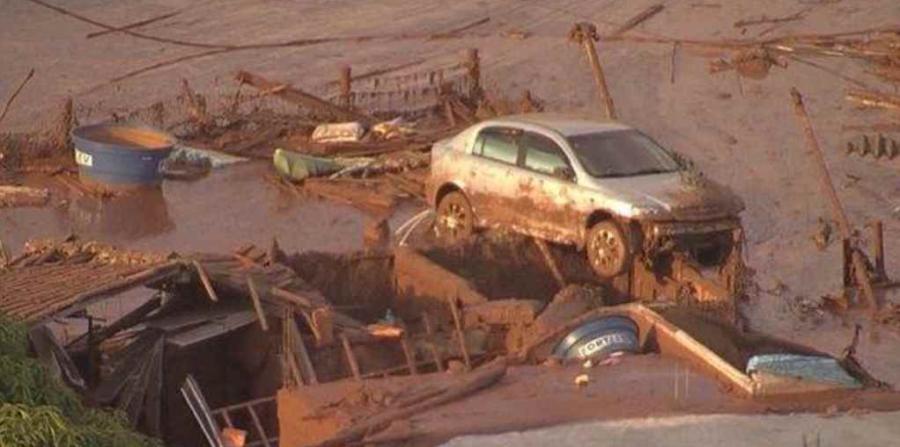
426;113;745;279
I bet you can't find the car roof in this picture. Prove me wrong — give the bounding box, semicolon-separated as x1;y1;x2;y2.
481;113;632;137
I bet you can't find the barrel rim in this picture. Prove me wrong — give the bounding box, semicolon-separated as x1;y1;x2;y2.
71;123;176;152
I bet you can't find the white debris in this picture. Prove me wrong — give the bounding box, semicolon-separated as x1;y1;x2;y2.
574;373;590;387
311;122;365;143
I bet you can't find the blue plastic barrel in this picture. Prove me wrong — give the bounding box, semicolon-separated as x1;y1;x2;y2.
71;124;175;187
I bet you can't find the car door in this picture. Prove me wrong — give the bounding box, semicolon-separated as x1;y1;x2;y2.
464;126;523;228
516;131;581;244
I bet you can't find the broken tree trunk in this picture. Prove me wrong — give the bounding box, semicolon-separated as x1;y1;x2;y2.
235;71;372;124
312;358;508;447
789;88;878;312
568;23;617;120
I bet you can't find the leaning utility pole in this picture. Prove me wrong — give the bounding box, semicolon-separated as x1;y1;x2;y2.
568;22;618;120
789;88;878;314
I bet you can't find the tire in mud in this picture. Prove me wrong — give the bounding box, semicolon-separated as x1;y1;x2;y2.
585;219;631;279
435;191;475;243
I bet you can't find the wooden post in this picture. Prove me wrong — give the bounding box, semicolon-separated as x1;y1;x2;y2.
465;48;481;101
339;65;352;109
282;309;303;387
872;221;886;280
400;335;418;375
421;313;444;372
288;316;318;385
448;298;471;370
340;334;362;381
568;23;617;120
790;88;878;312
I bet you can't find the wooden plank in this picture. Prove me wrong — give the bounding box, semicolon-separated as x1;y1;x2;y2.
340;334;362;381
448;298;471;370
289;318;319;385
192;260;220;302
400;335;418;375
421;312;444;372
246;276;269;331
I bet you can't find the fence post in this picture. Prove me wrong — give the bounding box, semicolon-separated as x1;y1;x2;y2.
339;65;352;109
465;48;481;101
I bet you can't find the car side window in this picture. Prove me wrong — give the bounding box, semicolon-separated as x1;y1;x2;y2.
474;127;520;165
521;132;572;178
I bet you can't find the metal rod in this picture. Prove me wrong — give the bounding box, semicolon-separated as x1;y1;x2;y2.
570;23;617;120
247;406;271;447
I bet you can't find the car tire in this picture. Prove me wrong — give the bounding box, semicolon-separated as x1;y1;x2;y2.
586;219;631;279
435;191;475;243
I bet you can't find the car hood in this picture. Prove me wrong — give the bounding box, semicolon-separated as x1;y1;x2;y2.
584;172;745;221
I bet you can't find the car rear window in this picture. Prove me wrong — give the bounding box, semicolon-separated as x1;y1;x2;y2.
475;128;519;165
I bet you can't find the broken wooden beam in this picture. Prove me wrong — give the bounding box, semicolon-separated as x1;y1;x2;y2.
610;4;664;37
448;298;471;370
340;334;362;381
533;238;566;289
235;71;372;124
192;260;220;302
246;276;269;331
421;312;444;372
789;88;879;312
568;23;617;120
313;358;507;447
288;317;318;385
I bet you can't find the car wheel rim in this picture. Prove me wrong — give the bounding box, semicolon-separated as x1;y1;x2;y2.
439;202;468;239
590;228;621;274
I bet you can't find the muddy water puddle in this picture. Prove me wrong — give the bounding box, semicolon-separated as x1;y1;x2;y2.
1;162;421;254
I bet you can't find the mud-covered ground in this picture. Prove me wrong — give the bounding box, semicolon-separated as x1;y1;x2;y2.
2;0;900;442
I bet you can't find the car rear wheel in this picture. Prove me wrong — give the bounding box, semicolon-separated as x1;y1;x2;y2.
586;220;631;279
435;191;474;243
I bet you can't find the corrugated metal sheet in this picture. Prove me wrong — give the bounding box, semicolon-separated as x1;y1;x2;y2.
165;309;257;348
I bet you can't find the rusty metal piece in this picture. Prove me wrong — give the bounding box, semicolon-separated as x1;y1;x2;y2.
568;22;617;119
790;88;878;312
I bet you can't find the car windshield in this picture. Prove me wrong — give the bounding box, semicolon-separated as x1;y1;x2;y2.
567;129;681;178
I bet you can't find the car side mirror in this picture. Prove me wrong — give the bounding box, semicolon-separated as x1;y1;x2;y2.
553;166;575;181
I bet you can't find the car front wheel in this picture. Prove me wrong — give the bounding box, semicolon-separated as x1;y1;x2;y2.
586;220;631;279
435;191;474;243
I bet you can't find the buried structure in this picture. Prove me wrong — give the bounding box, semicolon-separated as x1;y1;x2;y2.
1;234;898;447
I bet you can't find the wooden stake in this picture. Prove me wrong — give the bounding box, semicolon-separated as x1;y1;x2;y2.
341;334;362;381
790;88;878;312
289;317;318;385
192;260;219;302
421;313;444;372
246;276;269;331
569;23;617;120
448;298;471;370
339;65;352;109
400;335;418;375
465;48;481;101
282;309;303;387
533;238;566;289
